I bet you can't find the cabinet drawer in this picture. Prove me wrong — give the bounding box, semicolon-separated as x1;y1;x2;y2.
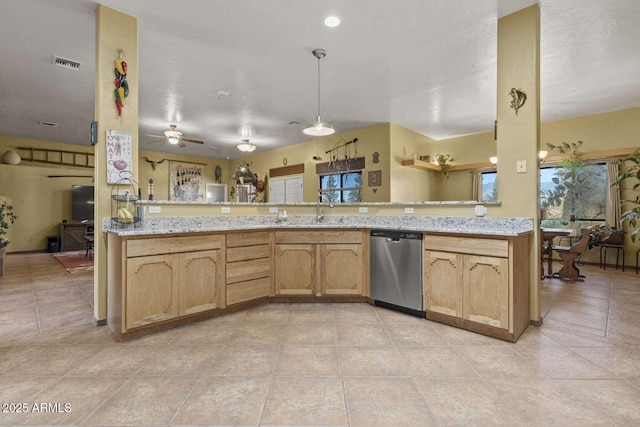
226;277;271;305
127;235;222;257
226;257;271;284
227;231;270;247
424;235;508;258
227;244;271;263
275;230;362;244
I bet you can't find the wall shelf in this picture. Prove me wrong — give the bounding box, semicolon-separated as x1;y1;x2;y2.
401;159;493;172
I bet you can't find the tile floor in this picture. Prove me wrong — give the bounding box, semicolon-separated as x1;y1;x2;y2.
0;252;639;426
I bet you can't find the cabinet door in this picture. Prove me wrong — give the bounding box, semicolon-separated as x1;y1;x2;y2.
275;244;315;295
321;244;363;295
179;250;221;316
126;254;179;330
424;250;463;317
463;255;509;329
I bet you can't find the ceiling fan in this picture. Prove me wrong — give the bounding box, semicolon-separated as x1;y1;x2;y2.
145;124;204;147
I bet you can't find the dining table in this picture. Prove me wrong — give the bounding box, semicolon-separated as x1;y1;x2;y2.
541;228;571;278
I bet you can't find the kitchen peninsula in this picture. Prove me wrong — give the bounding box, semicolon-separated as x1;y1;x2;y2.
106;212;534;343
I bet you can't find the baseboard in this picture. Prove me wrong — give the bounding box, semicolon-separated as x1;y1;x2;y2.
529;318;543;327
95;318;106;326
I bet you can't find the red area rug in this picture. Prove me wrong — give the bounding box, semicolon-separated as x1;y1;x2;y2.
53;250;94;273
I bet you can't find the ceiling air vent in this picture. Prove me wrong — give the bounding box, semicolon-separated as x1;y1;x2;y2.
53;56;81;71
286;120;301;125
38;121;58;128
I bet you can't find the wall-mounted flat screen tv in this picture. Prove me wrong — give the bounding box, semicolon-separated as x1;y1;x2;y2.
71;185;94;221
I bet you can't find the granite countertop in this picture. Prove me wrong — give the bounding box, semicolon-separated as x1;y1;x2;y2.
105;215;534;237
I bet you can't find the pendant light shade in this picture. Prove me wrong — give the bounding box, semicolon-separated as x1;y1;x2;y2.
303;49;334;136
237;139;256;152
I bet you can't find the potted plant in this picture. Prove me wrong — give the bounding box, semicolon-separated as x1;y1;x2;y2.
0;194;18;277
435;153;454;177
614;148;640;242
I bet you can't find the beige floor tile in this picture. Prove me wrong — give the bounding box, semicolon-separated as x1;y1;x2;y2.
343;377;436;426
79;376;198;426
374;306;427;324
137;344;219;376
172;376;269;426
340;346;408;377
513;346;615;379
68;345;161;377
511;326;562;347
228;323;285;346
261;376;348;426
455;346;543;379
562;379;640;424
204;345;278;377
333;303;380;323
0;375;59;403
1;376;127;425
430;322;509;346
490;378;614;426
242;304;290;323
0;345;53;372
283;322;338;345
10;345;103;376
539;318;612;343
414;378;524;426
398;346;478;378
544;307;608;331
571;345;640;377
288;307;336;323
336;323;391;346
170;320;237;345
275;345;340;376
385;322;448;346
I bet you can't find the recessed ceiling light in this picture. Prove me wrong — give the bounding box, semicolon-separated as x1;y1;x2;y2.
324;16;340;27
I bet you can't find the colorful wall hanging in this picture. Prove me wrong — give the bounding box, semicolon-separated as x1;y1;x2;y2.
169;161;205;202
114;50;129;116
106;130;132;184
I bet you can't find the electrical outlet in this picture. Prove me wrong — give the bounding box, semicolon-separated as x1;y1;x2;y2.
269;207;278;213
148;206;161;214
221;207;231;214
516;160;527;173
358;207;368;213
404;207;414;214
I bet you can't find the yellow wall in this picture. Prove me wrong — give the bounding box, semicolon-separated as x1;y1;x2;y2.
0;136;94;252
241;123;392;202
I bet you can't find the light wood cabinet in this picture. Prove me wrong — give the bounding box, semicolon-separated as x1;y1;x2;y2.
274;230;365;296
225;231;272;305
126;253;179;330
179;250;222;316
424;233;530;342
423;250;463;317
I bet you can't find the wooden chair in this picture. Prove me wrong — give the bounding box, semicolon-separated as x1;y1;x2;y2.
552;227;591;280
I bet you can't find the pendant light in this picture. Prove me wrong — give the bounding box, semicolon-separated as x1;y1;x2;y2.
237;139;256;152
303;48;335;136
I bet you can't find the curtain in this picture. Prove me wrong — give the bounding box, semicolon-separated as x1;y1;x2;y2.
606;160;621;228
471;172;481;201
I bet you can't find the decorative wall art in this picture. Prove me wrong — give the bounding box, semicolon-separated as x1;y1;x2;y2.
368;170;382;187
169;161;205;202
106;129;132;184
113;50;129;116
509;88;527;115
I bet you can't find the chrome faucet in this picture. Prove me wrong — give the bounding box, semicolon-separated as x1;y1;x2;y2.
316;191;333;223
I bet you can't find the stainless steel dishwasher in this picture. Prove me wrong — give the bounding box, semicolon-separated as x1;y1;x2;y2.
370;230;424;316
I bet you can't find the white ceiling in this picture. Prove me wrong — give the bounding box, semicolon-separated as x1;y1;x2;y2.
1;0;638;160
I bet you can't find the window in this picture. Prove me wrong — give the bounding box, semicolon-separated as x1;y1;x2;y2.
481;171;498;202
319;172;362;203
540;162;607;221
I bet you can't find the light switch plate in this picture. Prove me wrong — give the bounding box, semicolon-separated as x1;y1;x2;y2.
404;207;414;214
516;160;527;173
474;205;486;217
358;207;368;213
221;207;231;213
148;206;161;214
269;207;278;213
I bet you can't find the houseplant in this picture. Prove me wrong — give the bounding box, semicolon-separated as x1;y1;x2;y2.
0;194;18;277
434;153;454;177
613;148;640;242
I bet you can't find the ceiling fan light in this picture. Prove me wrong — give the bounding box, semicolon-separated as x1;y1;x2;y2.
164;129;182;145
303;117;335;136
167;136;180;145
237;140;256;152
